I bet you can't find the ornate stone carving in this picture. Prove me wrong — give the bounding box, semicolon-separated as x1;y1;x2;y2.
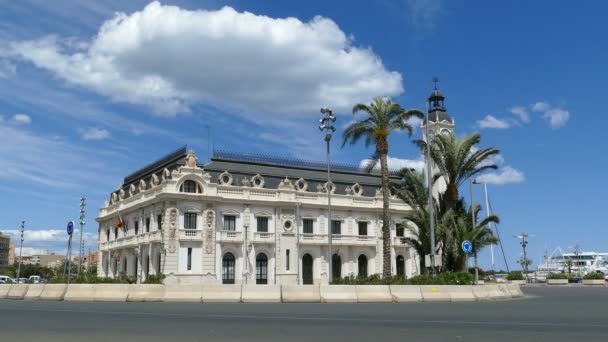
316;184;324;193
282;214;295;232
324;181;336;194
344;186;352;195
111;192;118;203
241;177;251;187
375;188;383;197
278;177;294;190
352;183;363;196
251;174;265;188
295;178;307;191
218;171;233;185
139;179;147;191
162;168;170;182
185;150;199;168
205;210;215;254
152;174;160;186
119;189;125;199
129;183;136;196
168;209;177;253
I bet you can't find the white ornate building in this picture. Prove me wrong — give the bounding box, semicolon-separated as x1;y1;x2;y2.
96;146;423;285
96;89;457;285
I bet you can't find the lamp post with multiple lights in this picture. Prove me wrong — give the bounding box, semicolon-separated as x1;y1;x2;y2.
16;221;25;282
78;197;86;275
319;107;336;283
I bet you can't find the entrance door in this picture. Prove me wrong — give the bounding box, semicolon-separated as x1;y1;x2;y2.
302;254;313;285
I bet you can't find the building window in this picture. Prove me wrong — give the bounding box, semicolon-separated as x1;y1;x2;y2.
157;214;162;231
222;253;235;284
303;219;313;234
257;217;269;233
181;180;199;193
106;229;110;242
187;248;192;271
223;216;236;231
358;221;368;236
332;254;341;279
396;224;405;237
256;253;268;284
114;227;118;239
286;249;290;271
358;255;368;277
134;221;139;235
331;220;341;235
145;218;150;233
184;213;197;229
396;255;405;276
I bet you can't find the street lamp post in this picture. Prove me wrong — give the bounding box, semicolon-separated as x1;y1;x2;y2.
16;221;25;282
319;107;336;284
78;197;86;275
470;180;479;284
514;233;530;282
424;100;437;275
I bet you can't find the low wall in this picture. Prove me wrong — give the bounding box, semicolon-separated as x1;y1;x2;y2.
0;284;524;303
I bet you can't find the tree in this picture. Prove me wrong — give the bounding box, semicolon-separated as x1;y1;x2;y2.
342;97;423;276
420;132;500;207
444;203;499;271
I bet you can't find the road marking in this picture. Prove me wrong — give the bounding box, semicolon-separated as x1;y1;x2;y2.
1;305;607;329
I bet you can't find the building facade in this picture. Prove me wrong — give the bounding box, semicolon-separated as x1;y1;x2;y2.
0;232;10;268
96;148;420;285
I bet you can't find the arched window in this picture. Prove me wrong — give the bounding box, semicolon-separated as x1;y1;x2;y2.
332;254;341;280
358;255;368;277
181;180;199;193
222;253;235;284
302;254;314;285
256;253;268;284
396;255;405;276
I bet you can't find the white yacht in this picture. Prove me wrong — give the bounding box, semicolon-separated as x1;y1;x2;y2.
534;248;608;281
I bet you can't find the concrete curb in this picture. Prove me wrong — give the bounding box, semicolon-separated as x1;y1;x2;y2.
202;285;241;303
0;284;10;299
128;285;165;302
7;284;29;300
0;284;524;303
24;284;45;300
163;285;203;303
281;285;321;303
389;285;423;302
39;284;67;301
356;285;392;303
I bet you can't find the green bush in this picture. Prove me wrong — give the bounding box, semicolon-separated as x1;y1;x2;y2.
547;273;572;280
331;272;473;285
506;272;524;281
583;272;605;280
144;274;165;284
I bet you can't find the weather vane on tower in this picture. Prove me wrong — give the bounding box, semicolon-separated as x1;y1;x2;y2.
433;76;439;90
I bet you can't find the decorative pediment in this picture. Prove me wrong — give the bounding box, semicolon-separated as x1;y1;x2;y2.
254;211;272;217
221;208;241;216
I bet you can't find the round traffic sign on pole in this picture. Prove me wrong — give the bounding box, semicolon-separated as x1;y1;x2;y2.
461;240;473;254
67;221;74;236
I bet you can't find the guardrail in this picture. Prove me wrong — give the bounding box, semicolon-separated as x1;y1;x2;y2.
178;229;202;240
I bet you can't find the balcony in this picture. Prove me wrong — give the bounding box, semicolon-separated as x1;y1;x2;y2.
179;229;202;241
217;230;243;243
299;233;376;246
253;232;275;244
393;236;408;246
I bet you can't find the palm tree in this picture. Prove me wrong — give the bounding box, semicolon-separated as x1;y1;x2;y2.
446;203;499;272
420;132;500;208
342;97;423;276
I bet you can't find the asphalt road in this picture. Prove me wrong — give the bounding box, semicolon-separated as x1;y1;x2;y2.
1;287;607;342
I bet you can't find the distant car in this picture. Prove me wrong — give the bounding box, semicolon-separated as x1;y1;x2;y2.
29;275;41;284
0;275;13;284
16;278;28;284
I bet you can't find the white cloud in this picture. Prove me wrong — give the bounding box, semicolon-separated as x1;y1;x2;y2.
359;155;425;172
510;106;529;123
477;115;512;129
0;59;16;78
543;108;570;129
532;102;550;112
79;127;111;140
9;1;403;118
476;166;525;185
11;113;31;125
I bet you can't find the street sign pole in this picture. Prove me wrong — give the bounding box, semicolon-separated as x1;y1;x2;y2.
66;221;74;284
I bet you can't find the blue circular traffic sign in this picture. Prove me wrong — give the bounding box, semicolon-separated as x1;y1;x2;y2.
461;240;473;254
67;221;74;236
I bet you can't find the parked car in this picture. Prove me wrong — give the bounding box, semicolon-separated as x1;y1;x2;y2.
16;278;28;284
0;275;12;284
29;275;41;284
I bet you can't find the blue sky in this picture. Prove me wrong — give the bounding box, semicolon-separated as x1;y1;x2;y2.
0;0;605;270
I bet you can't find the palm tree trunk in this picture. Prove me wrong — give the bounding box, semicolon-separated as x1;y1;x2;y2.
379;151;391;277
446;182;459;207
